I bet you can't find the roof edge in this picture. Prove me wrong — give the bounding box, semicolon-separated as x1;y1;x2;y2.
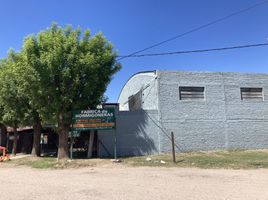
117;70;156;102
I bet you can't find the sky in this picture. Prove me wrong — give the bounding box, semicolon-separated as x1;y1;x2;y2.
0;0;268;102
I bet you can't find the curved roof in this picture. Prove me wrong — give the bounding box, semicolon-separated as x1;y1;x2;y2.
117;70;156;102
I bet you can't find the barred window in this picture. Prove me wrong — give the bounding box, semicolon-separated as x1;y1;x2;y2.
241;88;263;100
179;87;205;100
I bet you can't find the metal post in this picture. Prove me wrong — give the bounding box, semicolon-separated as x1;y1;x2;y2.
70;124;73;160
70;137;73;160
171;132;176;163
114;129;117;159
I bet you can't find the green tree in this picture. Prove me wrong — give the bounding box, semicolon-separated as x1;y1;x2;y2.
0;50;42;156
0;51;29;155
15;53;43;156
23;24;121;159
0;106;8;147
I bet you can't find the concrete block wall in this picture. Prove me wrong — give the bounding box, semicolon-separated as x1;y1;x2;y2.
223;73;268;149
158;71;268;152
98;110;160;157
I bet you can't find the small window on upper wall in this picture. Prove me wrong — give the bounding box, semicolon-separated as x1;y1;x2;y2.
240;88;263;101
179;86;205;100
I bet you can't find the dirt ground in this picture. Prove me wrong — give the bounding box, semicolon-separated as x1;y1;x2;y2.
0;164;268;200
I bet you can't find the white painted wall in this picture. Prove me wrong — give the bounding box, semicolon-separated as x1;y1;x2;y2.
118;71;158;111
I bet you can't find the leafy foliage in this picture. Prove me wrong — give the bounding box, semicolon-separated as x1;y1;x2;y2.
0;50;31;127
22;23;121;125
0;23;120;158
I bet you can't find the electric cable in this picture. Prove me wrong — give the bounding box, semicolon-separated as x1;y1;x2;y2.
118;43;268;58
117;0;268;61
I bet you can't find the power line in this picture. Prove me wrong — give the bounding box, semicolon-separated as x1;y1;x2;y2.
117;0;268;61
143;110;185;152
118;42;268;58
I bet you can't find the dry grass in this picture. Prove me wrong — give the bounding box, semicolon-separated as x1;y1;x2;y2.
5;156;112;169
3;149;268;169
123;149;268;169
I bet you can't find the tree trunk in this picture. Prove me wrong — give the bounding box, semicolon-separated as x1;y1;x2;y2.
57;112;70;160
12;124;18;156
31;120;42;156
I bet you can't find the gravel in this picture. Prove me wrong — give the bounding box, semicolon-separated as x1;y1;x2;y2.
0;165;268;200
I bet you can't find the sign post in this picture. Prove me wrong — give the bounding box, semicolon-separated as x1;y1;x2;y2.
69;123;81;159
70;123;74;160
114;126;117;160
70;136;74;160
72;108;116;159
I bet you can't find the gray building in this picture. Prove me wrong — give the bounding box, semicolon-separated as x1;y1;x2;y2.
2;70;267;158
107;70;268;157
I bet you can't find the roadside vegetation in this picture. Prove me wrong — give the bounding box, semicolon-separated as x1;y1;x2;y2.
4;149;268;169
124;149;268;169
6;156;111;169
0;23;121;159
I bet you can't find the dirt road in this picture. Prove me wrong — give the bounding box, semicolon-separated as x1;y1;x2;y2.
0;165;268;200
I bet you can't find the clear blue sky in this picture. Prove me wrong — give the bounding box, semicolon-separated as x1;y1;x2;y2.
1;0;268;102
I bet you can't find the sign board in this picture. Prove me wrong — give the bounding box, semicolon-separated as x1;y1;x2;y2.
72;108;116;131
68;130;80;138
